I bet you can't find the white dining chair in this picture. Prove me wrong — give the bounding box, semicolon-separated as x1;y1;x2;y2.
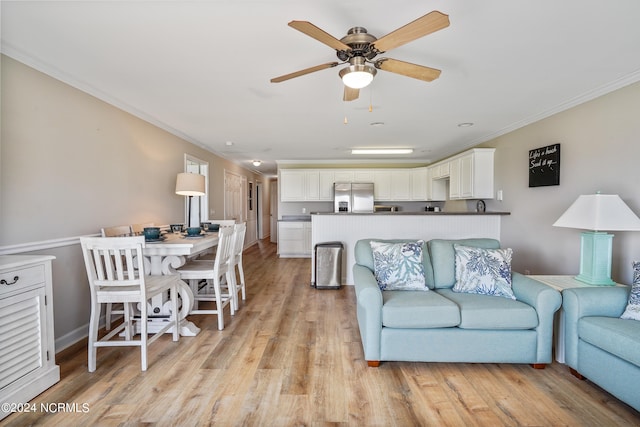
80;236;180;372
228;222;247;310
132;222;154;236
100;225;134;331
197;220;235;260
176;226;236;330
208;219;236;228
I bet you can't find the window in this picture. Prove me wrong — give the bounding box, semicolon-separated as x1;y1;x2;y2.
184;155;209;226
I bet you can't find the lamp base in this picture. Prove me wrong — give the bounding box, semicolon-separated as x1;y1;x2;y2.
574;231;616;286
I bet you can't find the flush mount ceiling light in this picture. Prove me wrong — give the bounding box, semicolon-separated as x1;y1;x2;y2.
252;160;262;167
351;148;413;155
339;57;377;89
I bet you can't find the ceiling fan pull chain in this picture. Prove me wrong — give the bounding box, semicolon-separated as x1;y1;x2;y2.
369;86;373;112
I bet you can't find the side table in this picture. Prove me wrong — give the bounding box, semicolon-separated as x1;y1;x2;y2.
528;275;626;363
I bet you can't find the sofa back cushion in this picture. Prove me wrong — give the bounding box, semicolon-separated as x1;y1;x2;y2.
355;239;435;289
428;238;501;289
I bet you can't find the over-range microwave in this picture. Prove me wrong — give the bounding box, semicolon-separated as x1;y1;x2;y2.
374;205;398;212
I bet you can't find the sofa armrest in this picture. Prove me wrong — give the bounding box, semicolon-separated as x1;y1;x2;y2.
562;286;631;368
353;264;383;361
512;272;563;362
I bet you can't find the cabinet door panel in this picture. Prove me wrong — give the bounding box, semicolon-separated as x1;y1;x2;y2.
280;170;306;201
389;170;410;200
305;171;320;200
460;154;474;198
373;171;392;200
0;288;45;390
318;171;335;201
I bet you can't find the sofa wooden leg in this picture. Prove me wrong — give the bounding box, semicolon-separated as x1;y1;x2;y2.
367;360;380;367
570;368;585;380
531;363;546;369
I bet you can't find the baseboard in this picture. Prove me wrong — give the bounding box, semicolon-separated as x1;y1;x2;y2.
54;314;118;353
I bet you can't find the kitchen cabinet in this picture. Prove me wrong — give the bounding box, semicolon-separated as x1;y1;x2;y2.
373;170;392;200
449;148;495;199
1;255;59;421
375;169;413;201
333;170;353;182
318;170;335;201
278;222;312;258
429;148;495;200
430;162;450;179
352;170;374;182
410;167;429;201
280;170;321;201
449;157;462;199
390;169;412;200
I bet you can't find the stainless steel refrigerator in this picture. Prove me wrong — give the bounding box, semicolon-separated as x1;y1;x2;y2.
333;182;374;213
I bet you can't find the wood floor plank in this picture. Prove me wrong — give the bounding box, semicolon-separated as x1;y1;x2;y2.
3;239;640;426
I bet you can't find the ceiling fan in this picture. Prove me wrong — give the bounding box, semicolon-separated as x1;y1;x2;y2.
271;11;450;102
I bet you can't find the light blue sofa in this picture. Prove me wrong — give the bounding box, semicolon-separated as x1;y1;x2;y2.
562;287;640;411
353;238;562;367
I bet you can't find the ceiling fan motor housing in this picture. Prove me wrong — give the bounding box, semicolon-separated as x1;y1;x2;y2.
337;27;379;61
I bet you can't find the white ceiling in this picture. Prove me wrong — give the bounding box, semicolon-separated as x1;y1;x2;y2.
3;1;640;176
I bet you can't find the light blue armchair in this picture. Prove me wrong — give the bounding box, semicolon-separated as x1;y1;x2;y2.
562;286;640;411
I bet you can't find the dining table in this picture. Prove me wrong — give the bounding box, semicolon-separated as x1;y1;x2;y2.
141;231;219;336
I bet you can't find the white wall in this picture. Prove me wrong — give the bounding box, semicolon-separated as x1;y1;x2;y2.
482;81;640;284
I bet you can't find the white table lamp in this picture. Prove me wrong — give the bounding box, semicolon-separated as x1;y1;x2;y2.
176;173;206;227
553;193;640;285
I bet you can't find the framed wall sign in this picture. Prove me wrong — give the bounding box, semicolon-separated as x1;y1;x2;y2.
529;143;560;187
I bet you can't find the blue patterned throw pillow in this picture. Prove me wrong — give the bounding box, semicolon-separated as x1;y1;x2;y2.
370;240;427;291
621;261;640;321
452;244;515;300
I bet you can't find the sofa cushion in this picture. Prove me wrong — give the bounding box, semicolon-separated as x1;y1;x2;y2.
452;244;515;300
355;239;435;289
436;289;538;329
428;238;501;289
621;261;640;321
579;316;640;367
370;240;427;291
382;290;460;328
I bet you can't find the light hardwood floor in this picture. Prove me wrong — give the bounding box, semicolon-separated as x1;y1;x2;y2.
4;239;640;426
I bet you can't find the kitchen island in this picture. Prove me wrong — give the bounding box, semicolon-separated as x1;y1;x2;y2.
310;211;510;286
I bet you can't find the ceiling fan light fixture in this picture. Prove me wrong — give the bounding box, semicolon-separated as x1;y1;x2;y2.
340;64;377;89
351;148;413;155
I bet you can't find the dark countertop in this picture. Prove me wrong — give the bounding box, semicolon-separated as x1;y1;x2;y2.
310;211;510;216
278;215;312;222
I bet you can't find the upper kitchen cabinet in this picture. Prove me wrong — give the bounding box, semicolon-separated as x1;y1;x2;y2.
318;170;335;201
373;170;391;200
430;161;450;179
438;148;495;200
373;169;413;201
280;169;322;201
410;167;429;201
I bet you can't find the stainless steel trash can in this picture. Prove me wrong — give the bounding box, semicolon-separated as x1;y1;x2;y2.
314;241;343;289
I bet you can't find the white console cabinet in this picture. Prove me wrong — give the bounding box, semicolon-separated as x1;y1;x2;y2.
1;255;59;421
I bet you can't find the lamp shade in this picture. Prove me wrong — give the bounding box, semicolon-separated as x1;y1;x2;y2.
553;194;640;231
175;173;205;196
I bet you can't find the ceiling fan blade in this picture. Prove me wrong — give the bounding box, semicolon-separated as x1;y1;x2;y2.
343;86;360;102
375;58;441;82
372;11;450;53
271;62;339;83
288;21;351;51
